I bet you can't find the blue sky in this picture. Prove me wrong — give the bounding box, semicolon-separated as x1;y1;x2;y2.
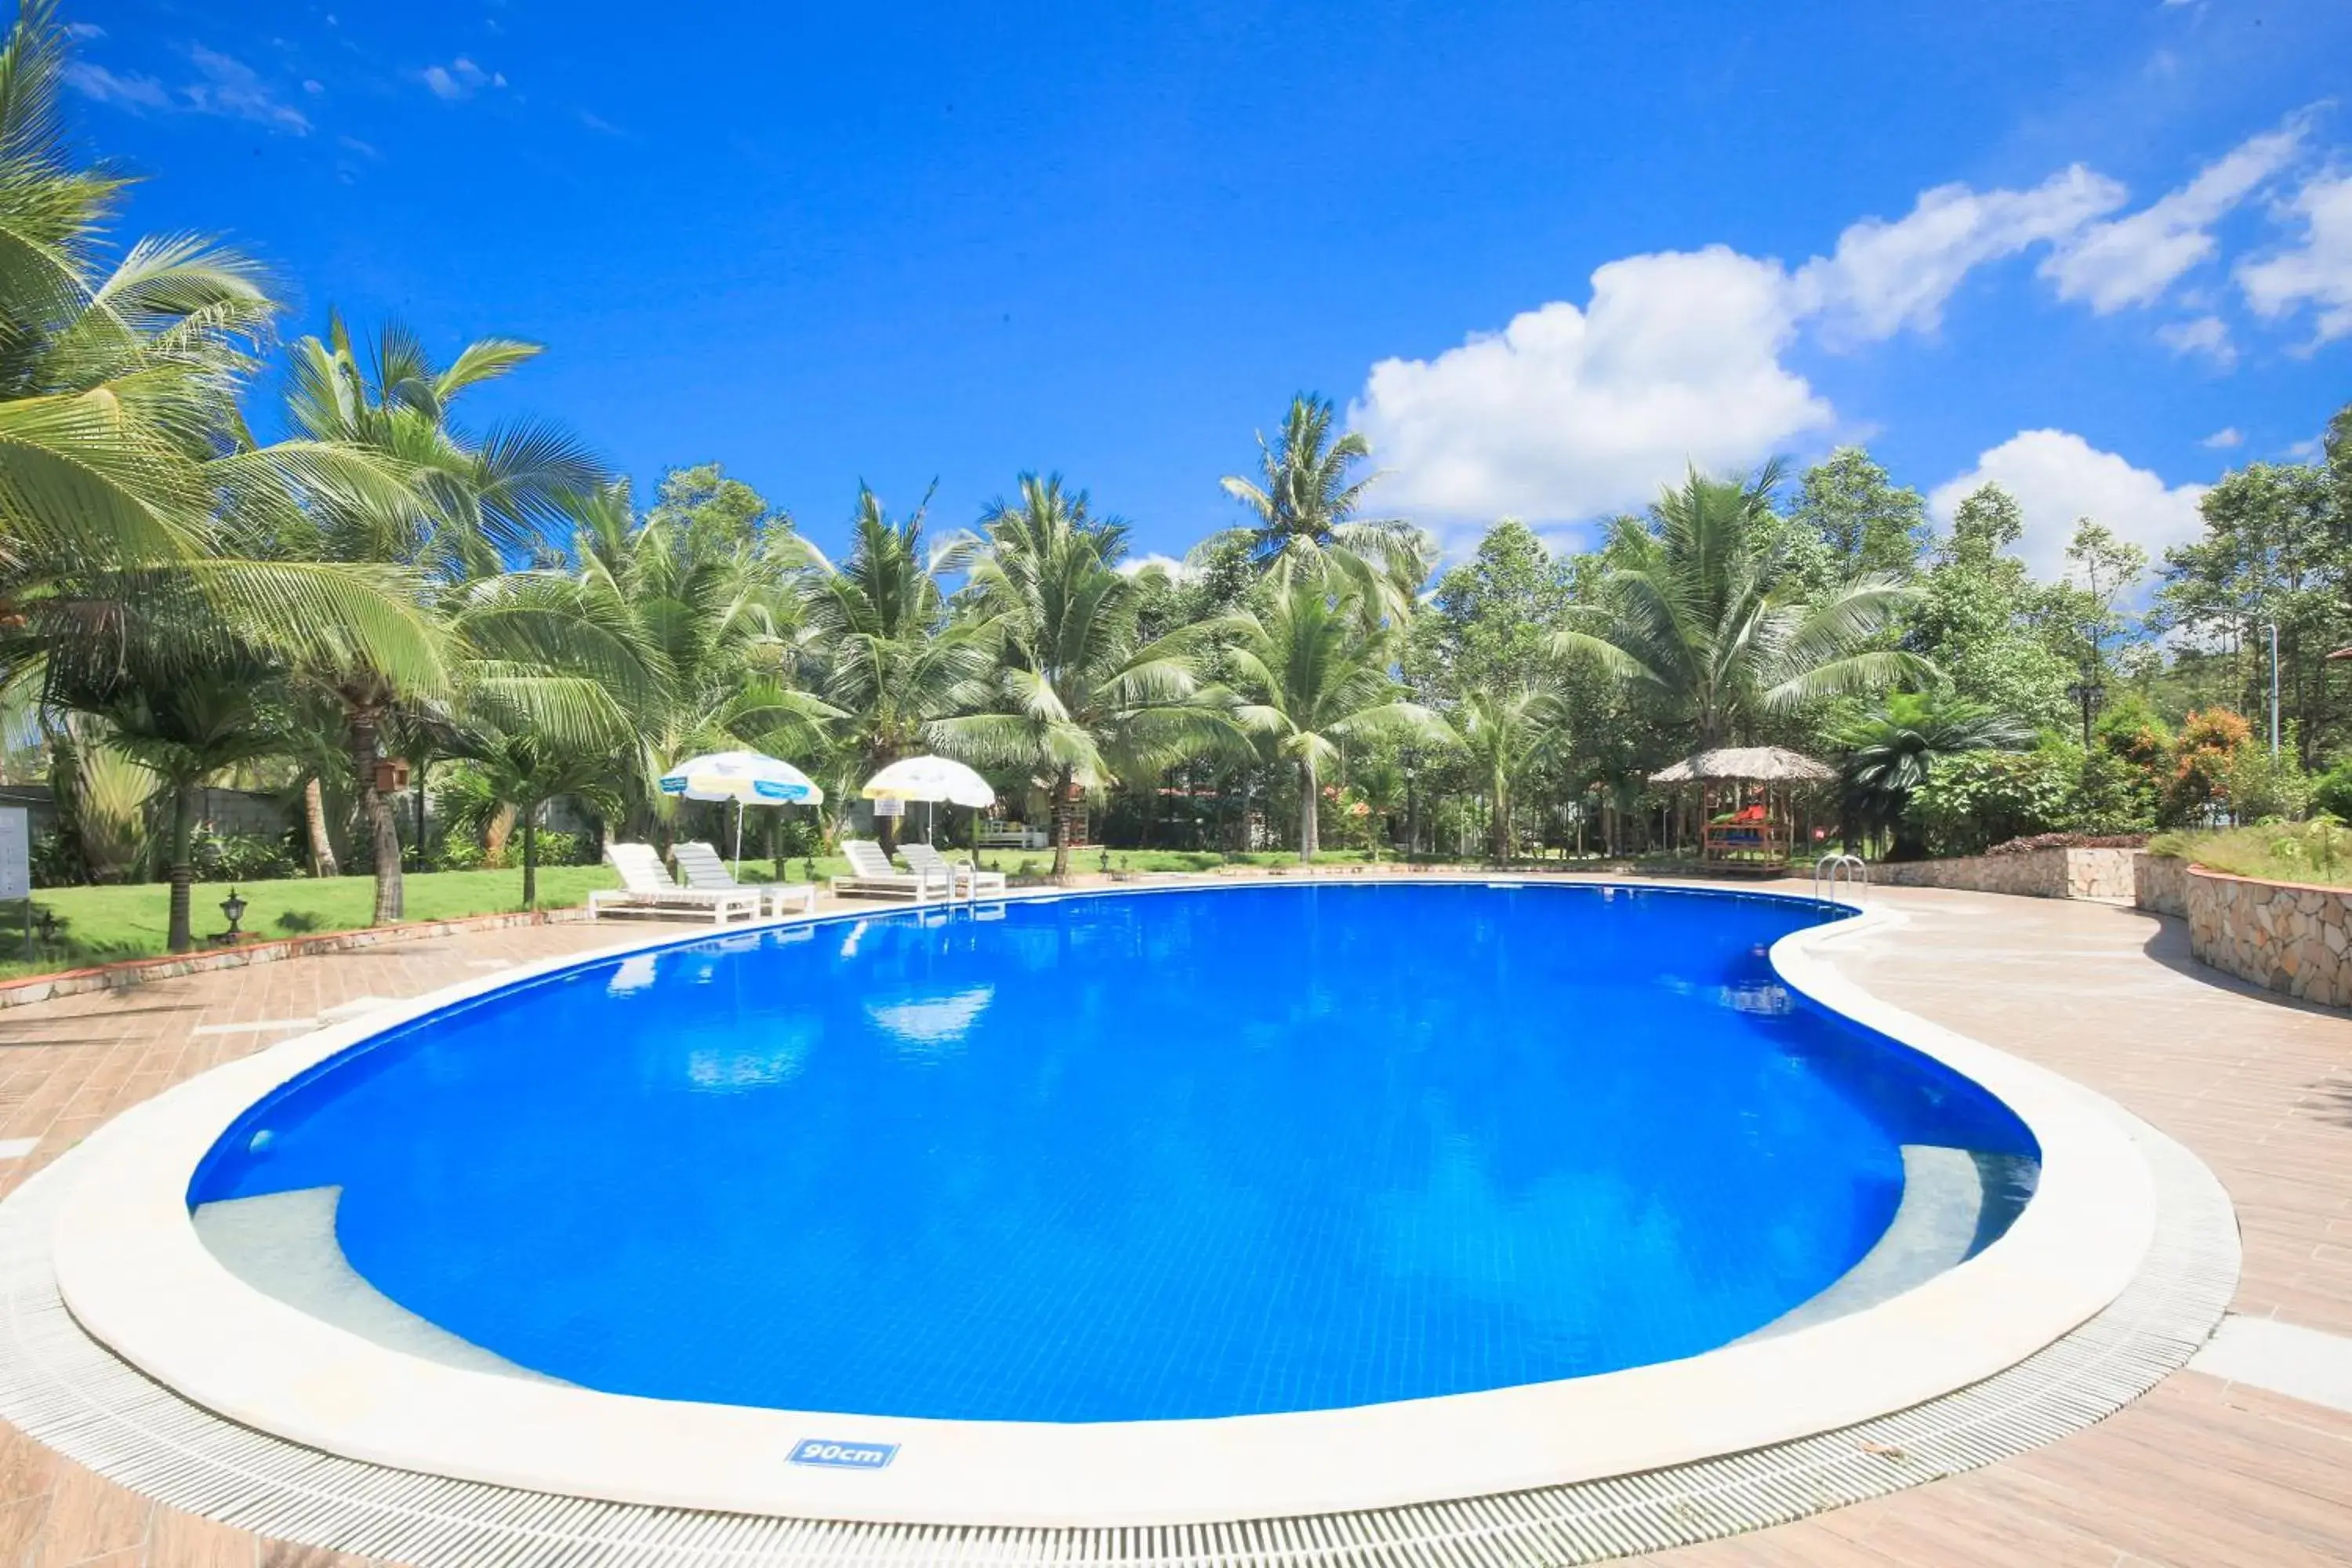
59;0;2352;576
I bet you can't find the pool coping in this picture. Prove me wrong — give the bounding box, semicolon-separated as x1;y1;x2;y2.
43;880;2160;1528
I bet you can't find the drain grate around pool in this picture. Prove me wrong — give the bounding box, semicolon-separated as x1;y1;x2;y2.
0;1105;2235;1568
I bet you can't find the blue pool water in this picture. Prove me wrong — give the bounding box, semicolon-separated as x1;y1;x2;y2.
191;884;2037;1422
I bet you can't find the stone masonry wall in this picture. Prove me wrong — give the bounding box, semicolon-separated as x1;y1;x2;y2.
2186;866;2352;1007
2136;853;2190;917
1875;847;2141;902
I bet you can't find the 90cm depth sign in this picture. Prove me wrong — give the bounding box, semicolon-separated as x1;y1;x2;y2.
790;1438;898;1471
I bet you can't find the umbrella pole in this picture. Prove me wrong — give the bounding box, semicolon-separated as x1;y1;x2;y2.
733;799;744;877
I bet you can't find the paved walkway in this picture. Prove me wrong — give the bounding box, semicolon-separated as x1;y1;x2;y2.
0;882;2343;1566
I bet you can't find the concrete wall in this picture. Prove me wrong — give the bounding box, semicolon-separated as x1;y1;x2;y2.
2186;866;2352;1007
1875;847;2141;902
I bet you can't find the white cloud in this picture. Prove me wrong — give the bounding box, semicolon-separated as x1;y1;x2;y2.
1929;430;2209;581
183;45;308;132
421;56;506;101
2237;168;2352;346
63;61;169;111
64;22;103;39
2041;119;2309;312
2156;314;2236;367
1350;246;1831;524
1794;165;2125;341
2201;426;2243;449
64;47;306;132
1117;553;1196;582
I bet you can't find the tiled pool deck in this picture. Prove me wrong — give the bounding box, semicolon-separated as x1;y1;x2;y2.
0;880;2345;1565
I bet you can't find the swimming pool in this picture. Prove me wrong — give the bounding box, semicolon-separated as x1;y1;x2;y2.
186;882;2037;1424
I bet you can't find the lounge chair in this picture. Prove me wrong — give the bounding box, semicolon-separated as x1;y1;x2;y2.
831;839;952;903
590;843;761;924
898;841;1007;899
670;840;818;916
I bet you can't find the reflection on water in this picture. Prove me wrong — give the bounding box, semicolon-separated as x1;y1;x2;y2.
866;985;994;1053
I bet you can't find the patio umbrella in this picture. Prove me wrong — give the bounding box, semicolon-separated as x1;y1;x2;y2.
860;754;996;842
659;750;825;873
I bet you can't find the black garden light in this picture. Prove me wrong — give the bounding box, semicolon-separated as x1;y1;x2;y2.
220;886;249;941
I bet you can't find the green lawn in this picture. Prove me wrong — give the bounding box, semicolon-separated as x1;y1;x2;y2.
0;845;1469;981
2;865;629;979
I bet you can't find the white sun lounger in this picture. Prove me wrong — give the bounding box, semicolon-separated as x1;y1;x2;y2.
832;839;953;903
670;840;818;916
898;841;1007;898
590;843;761;924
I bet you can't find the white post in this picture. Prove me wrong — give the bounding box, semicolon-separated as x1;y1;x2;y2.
732;798;744;877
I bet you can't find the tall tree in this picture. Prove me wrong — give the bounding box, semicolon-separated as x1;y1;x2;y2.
1451;684;1568;862
2155;462;2347;766
939;474;1240;878
273;315;608;921
1905;484;2074;733
1218;394;1428;619
1555;466;1929;750
797;487;993;845
1222;579;1445;862
1788;447;1929;582
1407;519;1574;700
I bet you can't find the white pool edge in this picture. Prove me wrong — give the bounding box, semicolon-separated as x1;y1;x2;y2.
46;881;2158;1528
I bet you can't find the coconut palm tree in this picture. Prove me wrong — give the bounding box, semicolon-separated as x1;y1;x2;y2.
936;474;1242;879
0;5;441;723
1218;394;1429;619
797;487;994;846
1554;465;1932;750
447;728;622;909
267;314;615;923
47;618;288;952
570;481;833;843
1834;691;2032;857
1221;579;1447;862
1452;685;1569;863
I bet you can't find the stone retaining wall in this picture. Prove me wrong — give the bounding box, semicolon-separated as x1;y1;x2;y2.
2135;853;2189;917
1874;847;2141;902
2185;866;2352;1007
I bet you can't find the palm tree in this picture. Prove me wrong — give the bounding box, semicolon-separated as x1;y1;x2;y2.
1221;579;1447;862
448;730;620;909
52;630;286;952
937;474;1241;879
1219;394;1429;619
570;481;832;844
1834;691;2032;857
1452;685;1568;863
0;5;441;735
797;487;993;847
270;315;612;924
1554;466;1932;749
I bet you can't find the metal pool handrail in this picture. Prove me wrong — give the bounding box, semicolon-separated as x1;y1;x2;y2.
1815;852;1869;904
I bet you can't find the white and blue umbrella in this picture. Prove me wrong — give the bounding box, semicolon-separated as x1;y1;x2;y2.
659;750;825;871
861;754;995;842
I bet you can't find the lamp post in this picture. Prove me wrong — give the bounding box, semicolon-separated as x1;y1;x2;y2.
218;887;248;943
2066;673;2105;748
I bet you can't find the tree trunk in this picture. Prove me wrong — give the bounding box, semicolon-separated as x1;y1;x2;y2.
167;782;197;954
1490;782;1512;863
350;710;402;924
521;810;539;910
412;758;430;873
1051;769;1076;881
302;775;339;877
485;803;517;865
1297;757;1319;863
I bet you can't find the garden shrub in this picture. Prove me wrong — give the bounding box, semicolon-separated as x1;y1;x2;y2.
191;829;300;881
1985;831;2150;856
1906;746;2076;856
2162;708;2254;826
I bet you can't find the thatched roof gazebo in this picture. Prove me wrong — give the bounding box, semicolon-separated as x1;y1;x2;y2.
1649;746;1835;868
1648;746;1836;787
